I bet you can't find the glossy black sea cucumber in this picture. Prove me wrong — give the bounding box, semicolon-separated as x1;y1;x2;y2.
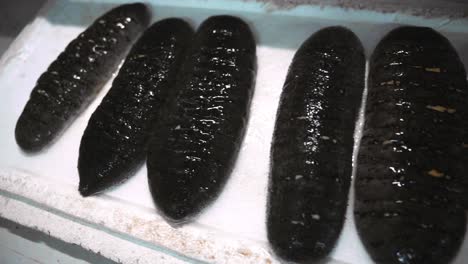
15;3;150;152
147;15;256;224
355;26;468;264
267;26;365;262
78;18;193;196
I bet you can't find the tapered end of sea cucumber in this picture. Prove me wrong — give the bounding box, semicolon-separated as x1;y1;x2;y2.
147;172;207;226
268;234;332;264
78;182;98;197
77;163;117;197
153;197;200;226
77;156;111;197
354;207;466;264
15;113;48;153
15;129;42;153
78;151;141;197
112;2;152;28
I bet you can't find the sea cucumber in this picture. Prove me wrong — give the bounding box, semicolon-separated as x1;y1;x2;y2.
355;26;468;264
147;15;256;224
15;3;150;152
267;26;365;262
78;19;193;196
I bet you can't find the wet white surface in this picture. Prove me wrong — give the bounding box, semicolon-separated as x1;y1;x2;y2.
2;1;468;263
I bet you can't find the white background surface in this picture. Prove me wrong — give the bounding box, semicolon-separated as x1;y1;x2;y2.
2;0;468;263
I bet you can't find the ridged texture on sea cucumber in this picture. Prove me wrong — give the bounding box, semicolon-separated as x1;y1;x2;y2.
355;26;468;264
78;19;193;196
147;15;256;224
267;26;365;262
15;3;150;152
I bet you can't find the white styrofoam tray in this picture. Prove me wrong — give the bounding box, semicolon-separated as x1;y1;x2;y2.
2;0;468;263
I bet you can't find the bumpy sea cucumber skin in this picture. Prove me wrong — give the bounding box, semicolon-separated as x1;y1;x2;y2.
147;15;256;224
15;3;150;152
78;19;193;196
355;26;468;264
267;26;365;262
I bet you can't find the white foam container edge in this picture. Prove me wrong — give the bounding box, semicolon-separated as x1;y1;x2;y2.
1;0;468;263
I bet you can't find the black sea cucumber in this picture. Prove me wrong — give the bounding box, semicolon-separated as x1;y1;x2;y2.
78;19;193;196
355;26;468;264
267;26;365;262
147;15;256;224
15;3;150;152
